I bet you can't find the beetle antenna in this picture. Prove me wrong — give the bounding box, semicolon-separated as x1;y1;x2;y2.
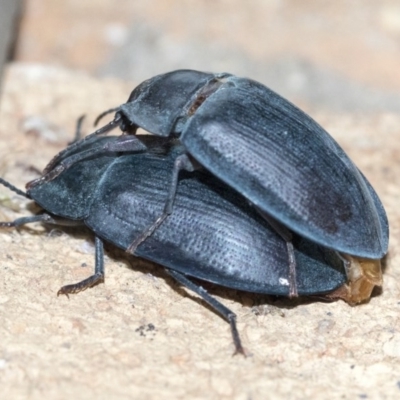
0;177;31;199
93;107;121;127
69;114;86;144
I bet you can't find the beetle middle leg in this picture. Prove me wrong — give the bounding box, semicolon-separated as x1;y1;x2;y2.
166;268;246;356
127;153;197;254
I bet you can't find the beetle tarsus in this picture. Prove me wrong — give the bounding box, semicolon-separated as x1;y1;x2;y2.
228;314;247;357
57;272;104;297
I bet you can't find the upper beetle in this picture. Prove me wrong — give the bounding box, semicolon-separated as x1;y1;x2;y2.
40;70;389;262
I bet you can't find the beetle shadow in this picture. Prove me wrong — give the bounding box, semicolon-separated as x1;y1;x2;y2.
16;221;384;320
102;242;334;320
89;237;305;316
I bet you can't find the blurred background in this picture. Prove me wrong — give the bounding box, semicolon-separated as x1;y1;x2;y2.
1;0;400;113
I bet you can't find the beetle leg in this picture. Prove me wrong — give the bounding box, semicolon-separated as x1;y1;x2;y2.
28;135;148;189
57;236;105;297
166;268;246;356
0;211;104;296
93;107;121;127
254;208;298;298
127;153;196;254
0;214;55;227
285;241;297;298
42;115;123;176
0;212;84;228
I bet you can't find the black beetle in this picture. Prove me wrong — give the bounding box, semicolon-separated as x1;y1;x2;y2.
39;70;388;265
1;134;378;354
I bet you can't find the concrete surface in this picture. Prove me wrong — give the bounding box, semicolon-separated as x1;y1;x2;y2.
0;63;399;400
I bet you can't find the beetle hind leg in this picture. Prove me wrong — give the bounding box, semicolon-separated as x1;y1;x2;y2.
255;209;298;297
166;268;247;356
286;241;298;298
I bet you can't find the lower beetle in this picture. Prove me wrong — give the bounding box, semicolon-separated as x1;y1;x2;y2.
40;70;389;264
0;134;381;354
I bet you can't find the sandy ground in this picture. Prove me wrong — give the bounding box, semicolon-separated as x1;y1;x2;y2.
0;64;399;399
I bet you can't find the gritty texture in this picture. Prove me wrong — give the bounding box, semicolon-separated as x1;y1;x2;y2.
0;64;400;400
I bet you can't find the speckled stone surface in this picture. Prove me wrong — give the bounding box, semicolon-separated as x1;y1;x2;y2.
0;63;399;400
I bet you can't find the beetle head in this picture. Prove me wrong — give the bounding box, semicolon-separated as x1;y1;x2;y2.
117;70;220;137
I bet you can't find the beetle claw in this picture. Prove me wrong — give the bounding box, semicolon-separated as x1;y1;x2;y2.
57;273;104;297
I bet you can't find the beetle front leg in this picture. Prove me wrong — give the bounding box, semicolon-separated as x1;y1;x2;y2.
28;135;148;189
43;114;125;175
166;268;246;356
57;236;105;297
0;213;104;296
127;153;196;254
